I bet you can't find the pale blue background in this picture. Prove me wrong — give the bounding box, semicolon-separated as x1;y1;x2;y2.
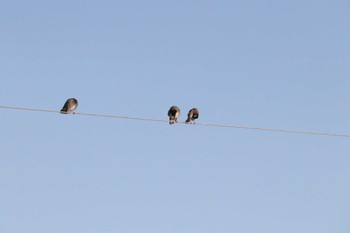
1;1;350;233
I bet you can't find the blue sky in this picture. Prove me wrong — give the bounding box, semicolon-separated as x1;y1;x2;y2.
1;1;350;233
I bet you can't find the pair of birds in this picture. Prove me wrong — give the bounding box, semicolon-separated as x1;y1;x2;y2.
168;106;199;125
60;98;200;125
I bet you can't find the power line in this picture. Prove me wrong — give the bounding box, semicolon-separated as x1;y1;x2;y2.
0;105;349;138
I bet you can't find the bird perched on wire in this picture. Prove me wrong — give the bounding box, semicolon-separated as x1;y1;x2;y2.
168;106;180;125
185;108;199;124
60;98;78;114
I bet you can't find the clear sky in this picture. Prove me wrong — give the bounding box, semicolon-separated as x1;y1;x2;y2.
1;1;350;233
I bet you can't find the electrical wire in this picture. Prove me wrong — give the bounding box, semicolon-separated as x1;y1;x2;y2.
0;105;349;138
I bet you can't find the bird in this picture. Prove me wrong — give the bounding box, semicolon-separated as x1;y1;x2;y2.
168;106;180;125
185;108;199;124
60;98;78;114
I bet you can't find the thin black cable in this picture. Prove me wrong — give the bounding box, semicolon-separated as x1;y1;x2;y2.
0;105;349;138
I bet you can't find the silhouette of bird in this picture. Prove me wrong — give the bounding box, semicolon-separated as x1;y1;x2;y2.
168;106;180;125
185;108;199;124
60;98;78;114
